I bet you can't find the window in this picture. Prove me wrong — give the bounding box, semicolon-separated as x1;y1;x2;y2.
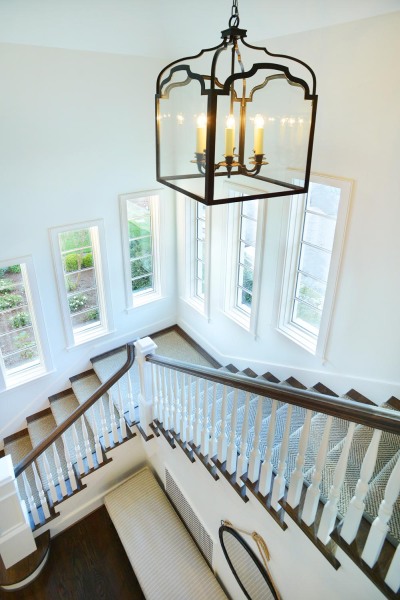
183;199;211;316
120;191;161;308
225;184;266;333
50;221;113;347
278;174;352;355
0;257;51;389
194;202;206;302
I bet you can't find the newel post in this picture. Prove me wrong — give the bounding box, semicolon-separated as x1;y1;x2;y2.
0;455;37;569
134;337;158;436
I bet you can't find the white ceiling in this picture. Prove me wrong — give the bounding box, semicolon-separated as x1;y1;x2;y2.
0;0;399;59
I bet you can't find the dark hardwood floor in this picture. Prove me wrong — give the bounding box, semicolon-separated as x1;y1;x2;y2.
0;507;145;599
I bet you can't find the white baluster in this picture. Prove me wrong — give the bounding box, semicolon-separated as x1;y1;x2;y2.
318;422;356;543
72;423;85;475
109;395;119;444
362;453;400;567
32;462;50;520
286;409;313;508
21;472;40;526
162;368;170;430
258;400;278;497
81;416;94;470
43;452;58;504
168;369;176;432
341;429;382;544
193;378;202;447
127;369;135;423
209;383;218;459
152;364;160;421
173;370;181;434
52;443;68;498
180;372;187;443
217;386;228;463
385;542;400;593
186;376;194;443
302;415;333;526
91;407;104;465
271;404;293;510
226;389;239;475
99;397;111;448
247;396;263;483
200;379;210;457
62;434;78;491
117;381;128;439
236;392;251;487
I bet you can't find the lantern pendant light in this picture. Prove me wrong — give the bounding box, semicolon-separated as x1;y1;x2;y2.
156;0;318;206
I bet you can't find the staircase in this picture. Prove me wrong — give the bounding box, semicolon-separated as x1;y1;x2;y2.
0;326;399;598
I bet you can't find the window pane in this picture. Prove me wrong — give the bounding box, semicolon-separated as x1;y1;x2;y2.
129;216;151;238
241;217;257;247
196;277;205;299
238;264;253;293
58;228;91;252
68;288;99;314
296;272;326;310
299;244;331;282
64;268;97;294
237;287;252;312
303;213;336;250
196;260;204;280
242;200;258;220
307;183;340;217
292;299;321;334
197;203;206;220
132;275;153;292
240;242;255;269
130;237;152;259
197;219;206;240
3;346;39;371
131;256;153;279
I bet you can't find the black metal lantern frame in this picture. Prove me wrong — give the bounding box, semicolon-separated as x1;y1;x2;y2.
156;1;318;206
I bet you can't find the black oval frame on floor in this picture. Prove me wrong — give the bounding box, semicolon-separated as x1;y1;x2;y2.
219;524;279;600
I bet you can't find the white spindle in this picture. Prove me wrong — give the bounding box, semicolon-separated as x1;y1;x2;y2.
236;392;251;487
286;409;312;508
100;397;111;448
302;415;333;526
385;542;400;593
247;397;264;483
32;462;50;520
22;472;40;526
62;434;78;491
226;389;239;475
127;369;135;423
186;376;194;443
362;453;400;567
91;406;104;465
52;443;68;498
341;429;382;544
217;386;229;463
180;372;187;443
72;423;85;474
152;364;160;421
209;383;218;458
201;380;210;457
193;378;202;447
109;395;119;444
258;400;278;497
81;416;94;470
173;370;180;434
162;368;170;430
271;404;293;510
43;452;58;504
318;422;356;543
117;381;128;439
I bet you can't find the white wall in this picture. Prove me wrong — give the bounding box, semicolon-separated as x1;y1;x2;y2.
177;12;400;404
0;43;177;441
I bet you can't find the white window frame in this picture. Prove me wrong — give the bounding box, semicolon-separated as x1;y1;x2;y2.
277;172;352;356
224;181;266;335
0;255;52;391
120;190;162;309
50;220;113;348
184;199;211;317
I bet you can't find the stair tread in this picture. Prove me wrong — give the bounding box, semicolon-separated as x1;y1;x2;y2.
4;433;41;508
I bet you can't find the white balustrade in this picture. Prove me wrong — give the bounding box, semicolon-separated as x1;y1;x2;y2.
362;452;400;567
162;367;170;430
186;375;194;443
286;409;312;508
173;370;181;434
72;423;85;475
22;472;40;526
217;386;228;463
247;397;263;483
201;379;210;457
193;378;202;447
271;404;293;510
117;381;128;439
340;429;382;544
258;399;278;497
62;434;78;490
91;406;104;465
226;389;239;475
318;422;356;544
32;461;50;520
43;452;58;504
81;416;94;470
180;372;187;443
152;364;160;421
99;397;111;449
236;392;251;487
109;395;119;444
385;542;400;593
209;383;218;458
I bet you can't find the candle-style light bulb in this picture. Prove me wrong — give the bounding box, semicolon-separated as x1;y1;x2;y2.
196;113;207;153
225;114;235;156
254;114;265;155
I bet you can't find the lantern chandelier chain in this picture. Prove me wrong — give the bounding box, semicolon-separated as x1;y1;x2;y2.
230;0;240;27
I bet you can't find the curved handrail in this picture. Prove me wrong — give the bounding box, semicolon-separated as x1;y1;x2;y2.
14;342;136;479
146;354;400;435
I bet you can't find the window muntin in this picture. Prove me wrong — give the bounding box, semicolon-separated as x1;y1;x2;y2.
127;198;155;295
194;202;206;301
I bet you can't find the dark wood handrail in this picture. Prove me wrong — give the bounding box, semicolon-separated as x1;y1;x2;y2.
147;354;400;435
14;343;136;479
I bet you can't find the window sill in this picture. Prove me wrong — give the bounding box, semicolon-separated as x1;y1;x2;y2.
181;296;208;319
225;307;251;333
126;290;163;310
277;322;317;355
67;327;116;350
2;365;55;393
